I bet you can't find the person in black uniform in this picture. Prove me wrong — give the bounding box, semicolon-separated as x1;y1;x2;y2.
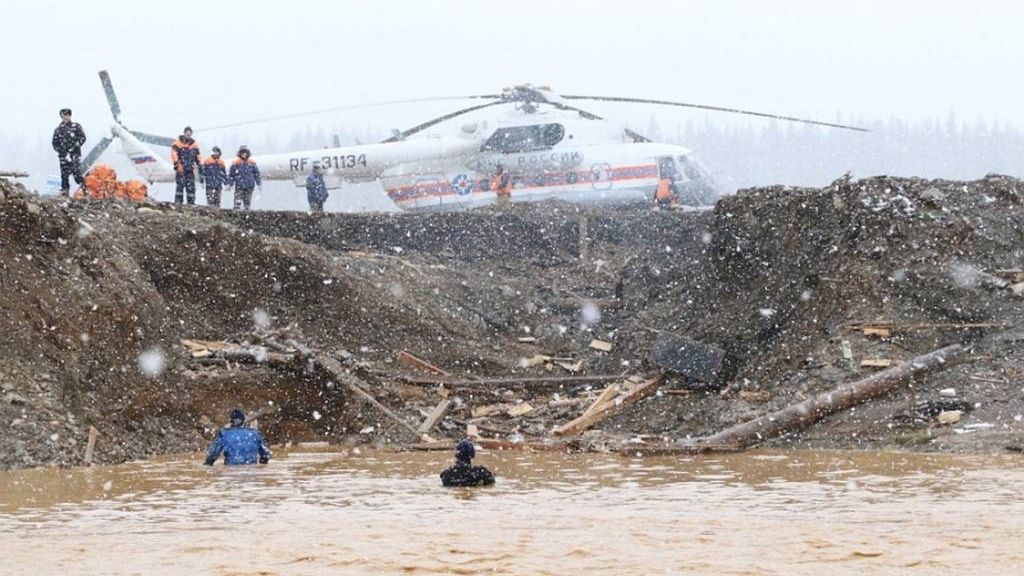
441;439;495;487
52;108;87;196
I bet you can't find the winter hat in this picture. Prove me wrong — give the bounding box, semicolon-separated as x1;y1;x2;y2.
211;146;222;155
229;408;245;426
59;108;72;116
456;439;475;462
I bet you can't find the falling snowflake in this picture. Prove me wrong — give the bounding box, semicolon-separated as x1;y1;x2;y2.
137;348;166;378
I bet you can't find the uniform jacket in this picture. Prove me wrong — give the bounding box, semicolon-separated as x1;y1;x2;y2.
441;462;495;486
171;137;202;173
305;172;328;204
52;121;87;158
204;426;271;465
202;156;228;188
229;158;262;189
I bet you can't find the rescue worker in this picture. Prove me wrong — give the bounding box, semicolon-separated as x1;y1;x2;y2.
305;163;328;213
489;165;512;205
654;176;677;210
51;108;87;196
201;146;228;208
204;408;271;466
170;126;203;204
228;145;261;210
440;439;495;487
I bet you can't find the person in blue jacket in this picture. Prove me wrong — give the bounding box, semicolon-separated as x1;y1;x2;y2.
228;145;261;210
204;408;271;466
201;146;229;208
305;163;329;213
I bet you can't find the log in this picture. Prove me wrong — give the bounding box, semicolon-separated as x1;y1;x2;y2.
398;351;450;376
552;376;663;436
398;374;627;388
265;337;424;439
83;426;98;465
694;344;963;450
417;399;452;434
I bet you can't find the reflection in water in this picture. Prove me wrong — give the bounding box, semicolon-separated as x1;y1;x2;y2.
1;449;1023;574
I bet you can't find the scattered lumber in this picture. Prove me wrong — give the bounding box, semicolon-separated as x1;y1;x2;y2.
579;384;620;420
83;426;98;465
844;321;1009;334
397;351;450;376
552;376;663;436
417;399;452;434
589;339;613;352
691;344;964;451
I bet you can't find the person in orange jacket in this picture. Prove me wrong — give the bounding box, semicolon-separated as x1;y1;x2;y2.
654;177;677;210
170;126;202;204
201;146;228;208
490;165;512;205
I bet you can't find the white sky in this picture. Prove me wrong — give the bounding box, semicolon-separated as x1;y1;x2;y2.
4;0;1022;142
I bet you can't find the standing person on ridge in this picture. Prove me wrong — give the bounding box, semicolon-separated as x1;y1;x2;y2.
51;108;87;196
170;126;202;204
305;163;329;213
201;146;228;208
228;145;261;210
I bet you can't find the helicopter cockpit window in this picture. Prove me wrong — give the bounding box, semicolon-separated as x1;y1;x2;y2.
679;155;704;180
482;123;565;153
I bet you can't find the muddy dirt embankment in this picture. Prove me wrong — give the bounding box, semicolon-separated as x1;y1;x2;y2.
2;174;1023;470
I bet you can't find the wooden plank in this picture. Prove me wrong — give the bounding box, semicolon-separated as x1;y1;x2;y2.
83;426;98;466
590;339;613;352
397;351;450;376
860;358;894;368
579;383;620;420
417;399;452;434
552;376;663;436
862;327;892;338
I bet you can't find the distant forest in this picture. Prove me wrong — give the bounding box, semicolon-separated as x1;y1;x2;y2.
3;115;1022;194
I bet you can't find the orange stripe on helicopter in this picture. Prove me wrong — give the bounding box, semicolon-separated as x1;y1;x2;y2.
387;163;658;203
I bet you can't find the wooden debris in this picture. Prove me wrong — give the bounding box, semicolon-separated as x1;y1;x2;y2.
579;384;620;419
83;426;98;466
417;399;452;435
691;344;964;451
522;354;551;368
862;327;892;338
517;336;537;343
589;339;613;352
738;390;770;402
552;376;663;436
397;350;450;376
860;358;894;368
556;360;583;372
938;410;962;425
846;321;1009;333
1011;282;1024;296
471;403;508;418
507;402;534;417
466;424;481;439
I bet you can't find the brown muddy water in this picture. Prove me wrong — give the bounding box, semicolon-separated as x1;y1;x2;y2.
0;448;1022;575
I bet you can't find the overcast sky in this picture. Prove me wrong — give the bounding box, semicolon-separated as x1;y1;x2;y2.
4;0;1022;143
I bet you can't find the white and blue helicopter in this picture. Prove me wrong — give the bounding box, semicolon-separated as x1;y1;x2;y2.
84;71;866;211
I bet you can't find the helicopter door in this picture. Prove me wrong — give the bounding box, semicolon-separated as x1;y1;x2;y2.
657;156;681;181
591;163;612;190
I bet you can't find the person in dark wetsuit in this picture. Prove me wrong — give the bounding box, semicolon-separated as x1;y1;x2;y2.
441;439;495;487
204;408;271;466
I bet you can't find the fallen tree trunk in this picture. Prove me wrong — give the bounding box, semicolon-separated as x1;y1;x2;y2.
693;344;964;450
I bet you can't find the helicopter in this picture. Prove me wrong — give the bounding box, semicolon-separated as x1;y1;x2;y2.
84;71;867;211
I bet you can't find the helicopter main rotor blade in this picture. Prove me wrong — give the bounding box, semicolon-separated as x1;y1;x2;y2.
81;136;113;172
382;100;506;143
98;70;122;123
545;102;651;143
197;95;502;132
562;95;869;132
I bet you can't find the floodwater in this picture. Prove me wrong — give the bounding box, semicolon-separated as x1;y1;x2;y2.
1;448;1022;575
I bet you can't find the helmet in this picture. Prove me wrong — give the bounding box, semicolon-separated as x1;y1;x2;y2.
456;439;475;461
229;408;245;426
